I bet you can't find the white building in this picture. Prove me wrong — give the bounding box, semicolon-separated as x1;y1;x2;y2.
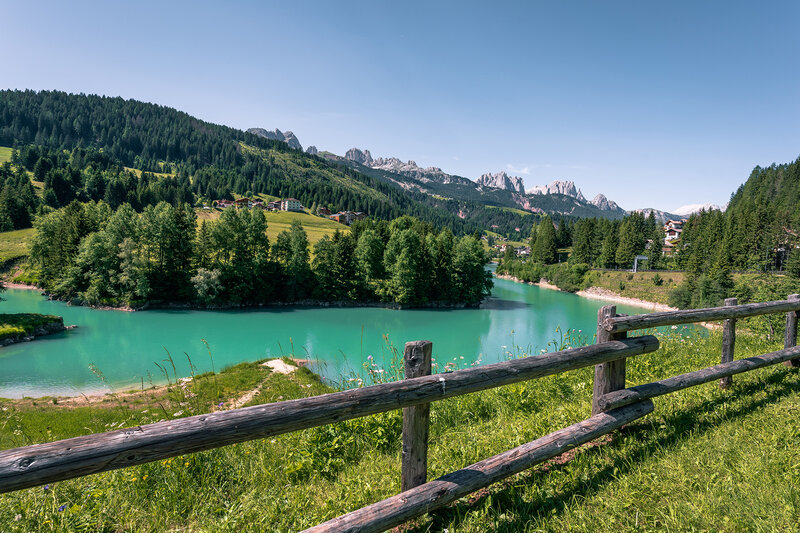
281;198;304;212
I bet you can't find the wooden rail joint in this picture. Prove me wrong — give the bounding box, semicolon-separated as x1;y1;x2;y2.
602;297;800;334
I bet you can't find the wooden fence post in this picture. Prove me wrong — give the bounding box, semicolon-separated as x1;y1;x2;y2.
592;305;626;415
784;294;800;367
401;340;432;492
720;297;737;389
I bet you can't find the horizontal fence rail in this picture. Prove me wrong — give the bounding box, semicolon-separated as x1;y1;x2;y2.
604;298;800;333
305;400;655;533
596;345;800;412
0;336;658;494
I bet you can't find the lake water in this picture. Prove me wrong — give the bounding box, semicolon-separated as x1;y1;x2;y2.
0;275;655;398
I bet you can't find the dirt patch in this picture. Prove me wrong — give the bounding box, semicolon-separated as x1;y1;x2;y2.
577;286;678;312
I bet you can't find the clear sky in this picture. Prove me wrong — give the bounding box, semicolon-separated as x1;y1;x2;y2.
3;1;799;212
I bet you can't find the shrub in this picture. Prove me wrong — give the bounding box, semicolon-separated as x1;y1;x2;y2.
653;273;663;286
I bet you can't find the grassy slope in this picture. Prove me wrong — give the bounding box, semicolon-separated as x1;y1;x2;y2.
585;270;687;305
122;167;175;179
196;208;348;246
0;146;12;164
0;228;35;263
487;205;533;217
1;331;799;531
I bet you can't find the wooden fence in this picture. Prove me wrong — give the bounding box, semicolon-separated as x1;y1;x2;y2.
1;294;799;532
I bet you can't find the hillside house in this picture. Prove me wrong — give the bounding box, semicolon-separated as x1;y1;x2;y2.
217;199;235;208
281;198;304;212
663;219;687;244
235;197;251;208
267;200;281;211
317;207;331;216
330;211;366;226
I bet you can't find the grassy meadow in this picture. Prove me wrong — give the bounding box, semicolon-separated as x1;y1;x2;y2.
486;205;534;217
0;228;35;264
0;146;13;164
1;329;799;531
584;270;687;305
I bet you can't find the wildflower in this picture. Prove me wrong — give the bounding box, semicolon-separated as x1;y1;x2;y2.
57;504;66;512
14;514;21;521
43;485;50;491
270;439;276;444
217;402;224;407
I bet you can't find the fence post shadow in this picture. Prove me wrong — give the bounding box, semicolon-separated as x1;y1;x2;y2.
406;365;800;533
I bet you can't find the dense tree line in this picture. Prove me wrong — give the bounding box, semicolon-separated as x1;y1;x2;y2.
666;158;800;308
30;203;492;308
0;145;194;231
524;212;664;269
497;212;665;294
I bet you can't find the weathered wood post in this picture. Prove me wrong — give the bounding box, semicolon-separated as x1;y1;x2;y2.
784;294;800;367
592;305;627;415
720;297;737;389
401;340;432;492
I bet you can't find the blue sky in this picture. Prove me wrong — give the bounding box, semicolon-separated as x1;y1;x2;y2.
3;1;799;212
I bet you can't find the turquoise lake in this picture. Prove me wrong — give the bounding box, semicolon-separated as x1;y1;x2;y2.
0;275;656;398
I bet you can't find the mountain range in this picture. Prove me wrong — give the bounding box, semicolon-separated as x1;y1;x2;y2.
247;126;725;222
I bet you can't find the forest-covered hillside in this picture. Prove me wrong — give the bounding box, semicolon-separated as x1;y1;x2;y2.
0;90;484;234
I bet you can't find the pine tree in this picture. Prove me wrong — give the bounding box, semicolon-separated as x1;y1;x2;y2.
531;215;557;264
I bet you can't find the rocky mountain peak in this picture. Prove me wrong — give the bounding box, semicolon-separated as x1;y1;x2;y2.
344;148;373;166
590;193;621;211
528;180;586;202
475;171;526;193
305;145;318;155
247;127;303;151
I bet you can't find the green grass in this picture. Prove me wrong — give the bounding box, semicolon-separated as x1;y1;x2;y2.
585;270;687;305
0;313;61;341
486;205;534;216
0;146;13;164
0;228;35;264
123;166;175;179
2;329;799;531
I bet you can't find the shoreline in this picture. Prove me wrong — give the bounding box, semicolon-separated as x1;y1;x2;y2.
494;272;676;312
4;282;40;291
575;286;677;312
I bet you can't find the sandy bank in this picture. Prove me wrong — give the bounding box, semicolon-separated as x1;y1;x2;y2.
494;272;676;312
4;282;40;291
576;287;678;312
